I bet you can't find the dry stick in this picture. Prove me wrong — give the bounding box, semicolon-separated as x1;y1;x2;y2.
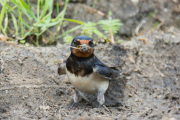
135;20;146;36
79;4;108;18
153;64;164;77
103;105;112;113
0;58;4;72
69;46;105;50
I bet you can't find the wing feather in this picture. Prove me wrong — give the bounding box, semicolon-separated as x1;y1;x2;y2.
93;57;120;80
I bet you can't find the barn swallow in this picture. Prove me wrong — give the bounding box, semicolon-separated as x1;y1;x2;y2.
58;36;119;107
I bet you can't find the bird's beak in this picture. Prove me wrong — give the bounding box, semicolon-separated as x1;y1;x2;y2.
79;44;90;52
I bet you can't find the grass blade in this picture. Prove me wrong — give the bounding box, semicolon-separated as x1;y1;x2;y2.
11;0;32;21
11;13;19;36
49;0;54;13
4;12;8;33
0;0;7;33
27;0;37;21
93;29;106;39
56;25;81;39
37;0;40;20
19;0;30;10
40;0;49;19
37;21;60;27
56;0;69;32
63;19;84;25
22;19;31;29
18;9;24;37
56;1;59;14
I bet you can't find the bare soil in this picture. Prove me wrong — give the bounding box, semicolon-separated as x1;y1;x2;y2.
0;29;180;120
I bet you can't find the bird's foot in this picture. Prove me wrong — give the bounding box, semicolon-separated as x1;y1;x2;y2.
98;103;102;108
96;104;111;113
68;102;79;110
78;92;90;103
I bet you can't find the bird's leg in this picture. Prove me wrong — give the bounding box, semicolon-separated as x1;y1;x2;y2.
73;89;81;103
69;89;81;109
97;90;105;108
74;89;90;103
78;91;90;103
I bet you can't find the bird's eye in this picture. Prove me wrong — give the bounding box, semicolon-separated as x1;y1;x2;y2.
89;41;93;46
74;40;80;46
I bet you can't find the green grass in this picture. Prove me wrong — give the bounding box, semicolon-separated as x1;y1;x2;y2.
0;0;70;45
98;19;123;44
0;0;123;45
0;0;8;37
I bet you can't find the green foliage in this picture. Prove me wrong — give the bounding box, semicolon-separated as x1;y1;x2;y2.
164;39;169;44
0;0;70;46
0;0;8;37
58;19;123;44
117;40;123;43
19;39;26;44
148;10;158;18
92;0;98;8
56;25;82;39
81;22;103;37
152;22;160;29
98;19;122;43
11;13;18;36
98;19;122;34
63;35;73;44
54;59;58;65
61;19;123;44
56;19;106;40
81;22;96;36
0;0;123;45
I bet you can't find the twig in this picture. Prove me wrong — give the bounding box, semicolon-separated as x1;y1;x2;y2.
135;20;146;36
79;4;108;18
103;105;111;113
153;64;164;77
0;58;4;72
70;46;106;50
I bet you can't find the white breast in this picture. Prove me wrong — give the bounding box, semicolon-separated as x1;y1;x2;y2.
65;68;109;94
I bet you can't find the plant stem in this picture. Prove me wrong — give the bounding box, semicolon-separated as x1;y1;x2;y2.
110;28;114;44
0;0;7;34
36;35;39;46
56;0;69;36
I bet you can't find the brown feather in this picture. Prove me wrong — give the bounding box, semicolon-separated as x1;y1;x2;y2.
73;48;93;57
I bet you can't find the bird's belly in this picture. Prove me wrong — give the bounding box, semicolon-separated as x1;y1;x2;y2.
66;69;109;94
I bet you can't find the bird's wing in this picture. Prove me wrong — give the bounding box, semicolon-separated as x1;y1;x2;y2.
93;57;120;80
58;60;67;75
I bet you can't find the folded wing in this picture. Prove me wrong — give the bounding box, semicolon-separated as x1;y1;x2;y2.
93;57;120;80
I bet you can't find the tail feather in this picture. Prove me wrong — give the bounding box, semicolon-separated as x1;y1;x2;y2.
58;60;66;75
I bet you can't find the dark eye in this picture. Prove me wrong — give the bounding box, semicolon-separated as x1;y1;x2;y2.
89;41;93;46
74;40;80;46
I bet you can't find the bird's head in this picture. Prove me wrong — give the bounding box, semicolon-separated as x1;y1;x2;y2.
70;36;94;58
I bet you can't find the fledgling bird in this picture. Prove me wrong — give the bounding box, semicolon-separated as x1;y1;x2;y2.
58;36;119;107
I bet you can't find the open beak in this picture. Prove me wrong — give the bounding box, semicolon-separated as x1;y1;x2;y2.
78;44;90;52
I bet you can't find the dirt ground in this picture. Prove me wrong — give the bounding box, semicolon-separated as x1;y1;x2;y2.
0;28;180;119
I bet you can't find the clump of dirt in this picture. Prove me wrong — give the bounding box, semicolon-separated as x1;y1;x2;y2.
0;29;180;119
